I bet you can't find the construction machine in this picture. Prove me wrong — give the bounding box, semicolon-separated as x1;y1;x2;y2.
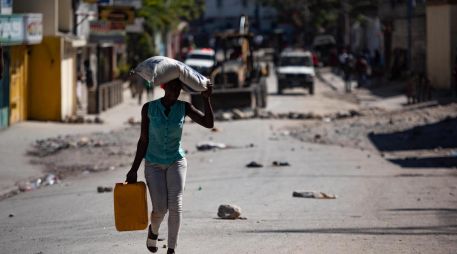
190;16;268;111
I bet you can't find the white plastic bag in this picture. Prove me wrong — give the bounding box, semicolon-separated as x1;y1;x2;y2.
133;56;209;92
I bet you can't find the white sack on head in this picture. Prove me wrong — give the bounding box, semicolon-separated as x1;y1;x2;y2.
133;56;209;92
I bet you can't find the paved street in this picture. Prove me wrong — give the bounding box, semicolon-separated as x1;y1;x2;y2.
1;72;456;253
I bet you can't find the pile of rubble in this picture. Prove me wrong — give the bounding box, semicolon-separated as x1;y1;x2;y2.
27;134;117;157
214;108;367;121
289;103;457;153
62;115;104;124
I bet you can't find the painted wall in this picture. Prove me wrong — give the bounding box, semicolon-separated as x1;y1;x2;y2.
58;0;72;33
28;36;61;121
61;40;76;119
427;4;451;89
9;45;28;124
0;47;10;129
13;0;57;36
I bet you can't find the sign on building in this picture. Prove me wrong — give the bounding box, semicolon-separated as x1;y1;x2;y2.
24;14;43;44
98;6;135;25
0;14;42;45
89;20;125;44
0;15;23;44
0;0;12;15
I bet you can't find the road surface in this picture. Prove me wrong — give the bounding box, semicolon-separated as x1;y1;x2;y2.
1;71;456;254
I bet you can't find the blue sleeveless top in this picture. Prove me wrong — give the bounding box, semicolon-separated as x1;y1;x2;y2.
144;99;186;164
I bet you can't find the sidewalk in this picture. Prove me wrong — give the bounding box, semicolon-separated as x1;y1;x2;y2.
318;69;407;111
0;86;163;198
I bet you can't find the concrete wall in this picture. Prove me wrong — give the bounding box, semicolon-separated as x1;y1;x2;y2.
58;0;73;33
379;1;427;72
427;4;452;89
14;0;57;36
61;41;76;119
451;5;457;89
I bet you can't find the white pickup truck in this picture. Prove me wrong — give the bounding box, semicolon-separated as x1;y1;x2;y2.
184;48;216;77
276;50;315;95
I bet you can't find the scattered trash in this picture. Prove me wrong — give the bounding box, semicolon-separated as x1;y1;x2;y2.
16;174;59;193
272;161;290;167
163;244;167;249
17;181;34;192
196;141;227;151
8;214;14;218
217;204;243;219
127;117;141;125
44;174;58;186
246;161;263;168
198;186;202;191
323;117;332;123
94;116;104;124
97;186;113;193
78;137;90;146
292;191;336;199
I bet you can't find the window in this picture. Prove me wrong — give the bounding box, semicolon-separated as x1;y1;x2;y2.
217;0;222;8
241;0;247;7
280;56;312;67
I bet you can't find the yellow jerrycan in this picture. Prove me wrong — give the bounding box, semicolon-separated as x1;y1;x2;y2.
113;182;148;231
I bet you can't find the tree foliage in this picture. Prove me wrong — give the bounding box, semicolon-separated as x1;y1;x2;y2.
257;0;378;30
140;0;204;32
126;0;204;67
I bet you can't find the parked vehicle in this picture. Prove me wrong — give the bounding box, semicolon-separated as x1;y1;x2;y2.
312;34;336;66
184;48;216;77
276;50;315;95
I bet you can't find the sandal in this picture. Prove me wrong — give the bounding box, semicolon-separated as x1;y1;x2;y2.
146;225;158;253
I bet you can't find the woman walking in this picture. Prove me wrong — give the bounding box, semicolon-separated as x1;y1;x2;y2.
126;78;213;254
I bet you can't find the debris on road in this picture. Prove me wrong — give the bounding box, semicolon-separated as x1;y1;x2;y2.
196;141;227;151
44;174;58;186
246;161;263;168
97;186;113;193
217;204;243;219
28;134;119;157
8;214;14;218
272;161;290;167
127;117;141;125
211;127;221;132
292;191;337;199
289;103;457;157
214;108;367;122
62;115;104;124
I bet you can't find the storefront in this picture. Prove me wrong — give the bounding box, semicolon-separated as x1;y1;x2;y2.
0;13;43;128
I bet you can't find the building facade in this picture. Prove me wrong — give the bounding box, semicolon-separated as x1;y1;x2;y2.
0;0;43;128
203;0;276;33
13;0;83;121
426;0;457;90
